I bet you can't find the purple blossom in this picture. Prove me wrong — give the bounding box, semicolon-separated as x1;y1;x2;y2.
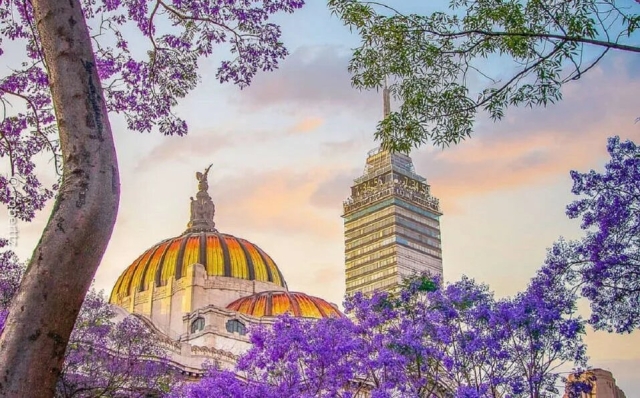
0;0;304;221
182;274;588;398
539;136;640;333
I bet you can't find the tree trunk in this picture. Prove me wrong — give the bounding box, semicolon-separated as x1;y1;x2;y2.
0;0;119;396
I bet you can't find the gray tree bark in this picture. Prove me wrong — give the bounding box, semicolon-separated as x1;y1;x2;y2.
0;0;120;396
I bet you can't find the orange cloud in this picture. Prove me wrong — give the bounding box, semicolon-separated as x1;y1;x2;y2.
287;117;324;134
214;167;342;240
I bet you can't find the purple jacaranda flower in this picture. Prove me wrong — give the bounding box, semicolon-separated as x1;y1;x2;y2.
0;0;304;222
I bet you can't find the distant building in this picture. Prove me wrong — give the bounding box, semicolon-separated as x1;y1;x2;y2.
564;369;626;398
342;88;443;296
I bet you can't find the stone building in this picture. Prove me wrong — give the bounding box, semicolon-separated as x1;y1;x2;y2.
564;369;627;398
109;165;343;375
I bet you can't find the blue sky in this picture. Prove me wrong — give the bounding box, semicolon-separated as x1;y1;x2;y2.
2;1;640;394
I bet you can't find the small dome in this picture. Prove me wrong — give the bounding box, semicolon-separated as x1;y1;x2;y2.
227;291;344;319
110;232;287;302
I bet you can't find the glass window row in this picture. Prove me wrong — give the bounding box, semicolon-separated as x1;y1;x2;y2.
347;272;398;293
397;226;441;249
345;226;395;251
344;206;395;233
346;246;395;268
349;276;398;295
397;250;442;269
345;214;395;240
347;267;396;288
344;197;395;221
395;206;440;229
396;216;440;238
347;223;441;253
399;238;442;258
346;256;396;279
346;204;440;233
345;237;395;259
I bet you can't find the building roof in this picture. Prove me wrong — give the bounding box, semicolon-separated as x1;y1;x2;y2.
227;291;344;319
110;231;288;301
110;166;287;303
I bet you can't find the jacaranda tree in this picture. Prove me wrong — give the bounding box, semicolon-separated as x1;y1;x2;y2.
0;1;302;395
496;276;587;397
540;136;640;333
57;291;178;398
178;275;590;397
0;252;177;397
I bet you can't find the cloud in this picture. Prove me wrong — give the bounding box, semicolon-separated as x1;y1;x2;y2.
286;116;324;135
234;45;379;114
411;55;640;214
135;132;233;172
321;139;363;156
213;167;342;239
309;169;359;210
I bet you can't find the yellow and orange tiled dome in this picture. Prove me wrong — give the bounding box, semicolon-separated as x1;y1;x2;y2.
110;232;287;301
227;291;344;319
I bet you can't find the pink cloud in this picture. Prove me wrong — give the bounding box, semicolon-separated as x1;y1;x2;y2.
287;116;324;134
214;167;342;239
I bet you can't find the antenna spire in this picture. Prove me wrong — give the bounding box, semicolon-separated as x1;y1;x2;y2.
383;78;391;118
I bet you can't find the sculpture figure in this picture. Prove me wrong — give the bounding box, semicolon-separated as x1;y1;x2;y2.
187;164;217;232
196;164;213;193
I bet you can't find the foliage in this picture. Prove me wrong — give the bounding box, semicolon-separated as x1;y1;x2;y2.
0;249;176;397
0;240;24;312
497;275;587;396
0;240;24;334
57;291;178;397
0;0;304;221
328;0;640;151
179;316;366;398
540;136;640;333
179;275;590;397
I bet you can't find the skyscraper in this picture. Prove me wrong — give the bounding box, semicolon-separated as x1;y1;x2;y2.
342;146;443;296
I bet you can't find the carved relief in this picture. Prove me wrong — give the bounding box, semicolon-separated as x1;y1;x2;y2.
191;345;237;360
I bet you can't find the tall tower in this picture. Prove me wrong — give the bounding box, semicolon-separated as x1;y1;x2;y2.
342;89;443;296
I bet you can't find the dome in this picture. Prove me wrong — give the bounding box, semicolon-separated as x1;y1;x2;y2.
227;291;344;319
110;165;288;304
110;231;287;301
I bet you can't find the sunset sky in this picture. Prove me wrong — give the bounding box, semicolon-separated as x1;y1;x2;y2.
2;0;640;393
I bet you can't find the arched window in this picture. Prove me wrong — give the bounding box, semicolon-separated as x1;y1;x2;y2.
191;317;205;334
226;319;246;335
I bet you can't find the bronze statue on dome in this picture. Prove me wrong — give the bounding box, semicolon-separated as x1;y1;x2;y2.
187;164;217;233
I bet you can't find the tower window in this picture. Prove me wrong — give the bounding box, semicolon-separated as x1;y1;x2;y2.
226;319;246;335
191;317;205;333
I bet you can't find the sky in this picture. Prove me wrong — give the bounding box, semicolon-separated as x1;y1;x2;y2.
2;0;640;394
